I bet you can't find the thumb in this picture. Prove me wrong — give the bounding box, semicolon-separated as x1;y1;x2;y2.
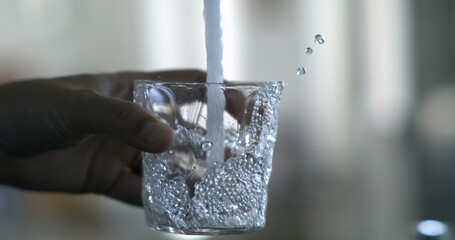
69;89;174;153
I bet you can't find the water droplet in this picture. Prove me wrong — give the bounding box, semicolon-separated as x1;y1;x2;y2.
305;47;313;55
296;67;307;76
201;141;213;151
314;34;325;44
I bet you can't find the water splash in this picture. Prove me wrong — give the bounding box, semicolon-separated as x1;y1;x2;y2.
296;34;325;76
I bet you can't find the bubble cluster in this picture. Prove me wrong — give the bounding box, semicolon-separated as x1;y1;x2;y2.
190;153;267;229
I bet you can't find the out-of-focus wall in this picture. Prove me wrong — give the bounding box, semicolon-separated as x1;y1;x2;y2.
413;0;455;223
0;0;143;79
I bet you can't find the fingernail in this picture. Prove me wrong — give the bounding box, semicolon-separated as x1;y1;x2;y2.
139;122;174;149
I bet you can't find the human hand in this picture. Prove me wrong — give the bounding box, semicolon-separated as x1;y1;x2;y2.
0;70;207;206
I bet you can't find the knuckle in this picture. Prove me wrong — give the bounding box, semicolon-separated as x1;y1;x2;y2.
111;101;144;135
112;101;131;124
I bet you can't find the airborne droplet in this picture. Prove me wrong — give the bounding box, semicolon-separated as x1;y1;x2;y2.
296;67;307;76
305;47;313;55
314;34;325;44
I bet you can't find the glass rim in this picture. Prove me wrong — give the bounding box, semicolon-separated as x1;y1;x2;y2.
134;79;284;87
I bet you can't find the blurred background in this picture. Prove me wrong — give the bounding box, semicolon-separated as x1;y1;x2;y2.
1;0;454;239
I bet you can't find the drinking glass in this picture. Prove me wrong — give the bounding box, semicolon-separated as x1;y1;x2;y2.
134;80;284;235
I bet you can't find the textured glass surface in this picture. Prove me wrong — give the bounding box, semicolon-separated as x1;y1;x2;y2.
134;80;284;235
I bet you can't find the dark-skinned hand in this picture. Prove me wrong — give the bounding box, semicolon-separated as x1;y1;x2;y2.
0;70;210;206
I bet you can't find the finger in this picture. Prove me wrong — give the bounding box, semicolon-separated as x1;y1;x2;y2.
225;88;248;122
130;150;143;176
103;168;142;206
51;69;207;100
65;89;174;153
80;135;142;205
49;70;251;120
51;70;248;122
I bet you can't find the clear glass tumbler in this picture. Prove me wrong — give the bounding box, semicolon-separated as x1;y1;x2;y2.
134;80;284;235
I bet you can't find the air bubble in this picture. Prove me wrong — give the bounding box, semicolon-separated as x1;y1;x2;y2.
201;141;213;151
305;47;313;55
314;34;325;44
296;67;307;76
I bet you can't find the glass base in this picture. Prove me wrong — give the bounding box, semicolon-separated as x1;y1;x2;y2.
152;225;263;235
